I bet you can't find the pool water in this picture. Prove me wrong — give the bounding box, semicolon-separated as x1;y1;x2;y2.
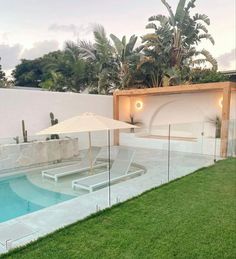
0;175;75;223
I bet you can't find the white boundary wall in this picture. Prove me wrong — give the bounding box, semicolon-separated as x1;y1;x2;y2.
0;88;113;149
1;88;235;150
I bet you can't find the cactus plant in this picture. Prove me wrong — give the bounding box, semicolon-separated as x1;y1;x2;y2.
13;136;19;144
22;120;28;142
49;112;59;139
50;112;58;126
126;115;142;133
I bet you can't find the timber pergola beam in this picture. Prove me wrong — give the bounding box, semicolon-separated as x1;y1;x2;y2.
113;81;236;157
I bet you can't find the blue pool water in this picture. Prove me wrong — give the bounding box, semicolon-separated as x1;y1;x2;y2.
0;175;75;223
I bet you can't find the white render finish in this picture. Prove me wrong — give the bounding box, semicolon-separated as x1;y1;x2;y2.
0;88;113;149
1;88;235;148
120;132;221;156
119;91;236;132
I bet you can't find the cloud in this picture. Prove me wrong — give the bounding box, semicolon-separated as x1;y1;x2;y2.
0;32;10;43
21;40;60;60
217;49;236;70
0;44;22;70
0;40;60;70
48;23;92;38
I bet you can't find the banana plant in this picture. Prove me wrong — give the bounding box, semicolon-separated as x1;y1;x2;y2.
110;34;140;88
141;0;217;86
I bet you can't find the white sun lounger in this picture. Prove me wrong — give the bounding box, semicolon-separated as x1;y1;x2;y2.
42;147;106;182
72;148;145;192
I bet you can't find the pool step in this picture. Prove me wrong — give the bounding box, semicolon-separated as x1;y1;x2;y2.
9;176;73;207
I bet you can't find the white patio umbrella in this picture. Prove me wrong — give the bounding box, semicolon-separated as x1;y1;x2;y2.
37;112;136;135
36;113;137;204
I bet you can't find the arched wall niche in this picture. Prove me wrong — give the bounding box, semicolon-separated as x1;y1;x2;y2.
148;99;206;137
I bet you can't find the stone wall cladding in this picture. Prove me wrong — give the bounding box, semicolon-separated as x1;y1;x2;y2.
0;138;79;171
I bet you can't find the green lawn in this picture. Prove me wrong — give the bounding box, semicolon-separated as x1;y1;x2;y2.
1;159;236;259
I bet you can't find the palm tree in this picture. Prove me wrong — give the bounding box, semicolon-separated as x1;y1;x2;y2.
40;45;86;92
79;25;120;94
64;41;86;92
141;0;217;86
138;32;170;87
110;34;140;88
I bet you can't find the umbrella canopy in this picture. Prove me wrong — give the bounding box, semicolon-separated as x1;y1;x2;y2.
36;113;138;174
36;112;137;135
36;113;138;196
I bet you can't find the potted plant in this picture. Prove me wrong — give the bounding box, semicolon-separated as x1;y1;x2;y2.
207;116;221;138
126;115;142;133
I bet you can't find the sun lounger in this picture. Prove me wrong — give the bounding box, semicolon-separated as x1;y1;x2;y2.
72;148;145;192
42;147;105;182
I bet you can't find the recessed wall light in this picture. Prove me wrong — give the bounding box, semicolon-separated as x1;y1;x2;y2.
135;100;143;110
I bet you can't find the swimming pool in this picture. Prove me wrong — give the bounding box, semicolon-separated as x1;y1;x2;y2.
0;174;75;223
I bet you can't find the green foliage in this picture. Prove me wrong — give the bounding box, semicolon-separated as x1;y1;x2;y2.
0;57;12;88
2;159;236;258
141;0;217;86
12;50;87;92
79;25;122;94
206;115;222;138
12;59;43;88
10;1;224;92
110;34;141;88
49;112;59;140
190;69;229;84
40;71;69;92
126;115;142;133
0;61;5;80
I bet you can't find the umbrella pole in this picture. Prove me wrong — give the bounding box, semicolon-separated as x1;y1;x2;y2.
108;130;111;207
88;131;93;174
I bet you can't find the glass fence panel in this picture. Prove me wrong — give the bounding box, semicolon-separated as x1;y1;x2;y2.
0;118;235;227
227;119;236;157
168;121;204;155
109;125;170;206
169;121;216;181
202;118;221;160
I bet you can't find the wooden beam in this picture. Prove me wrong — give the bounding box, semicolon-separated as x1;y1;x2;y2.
113;92;120;145
220;83;232;157
115;81;234;97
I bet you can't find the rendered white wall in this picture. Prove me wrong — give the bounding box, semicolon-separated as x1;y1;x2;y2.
0;89;113;149
0;88;235;149
120;132;221;156
119;91;236;137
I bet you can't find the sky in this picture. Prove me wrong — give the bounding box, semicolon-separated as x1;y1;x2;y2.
0;0;235;75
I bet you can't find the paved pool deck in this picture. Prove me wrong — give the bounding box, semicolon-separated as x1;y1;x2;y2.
0;146;216;254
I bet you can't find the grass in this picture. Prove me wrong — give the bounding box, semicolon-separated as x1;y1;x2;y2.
1;158;236;259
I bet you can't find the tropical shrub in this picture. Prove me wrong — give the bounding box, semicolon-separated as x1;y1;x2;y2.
11;0;227;93
0;57;13;88
140;0;217;87
190;69;229;84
